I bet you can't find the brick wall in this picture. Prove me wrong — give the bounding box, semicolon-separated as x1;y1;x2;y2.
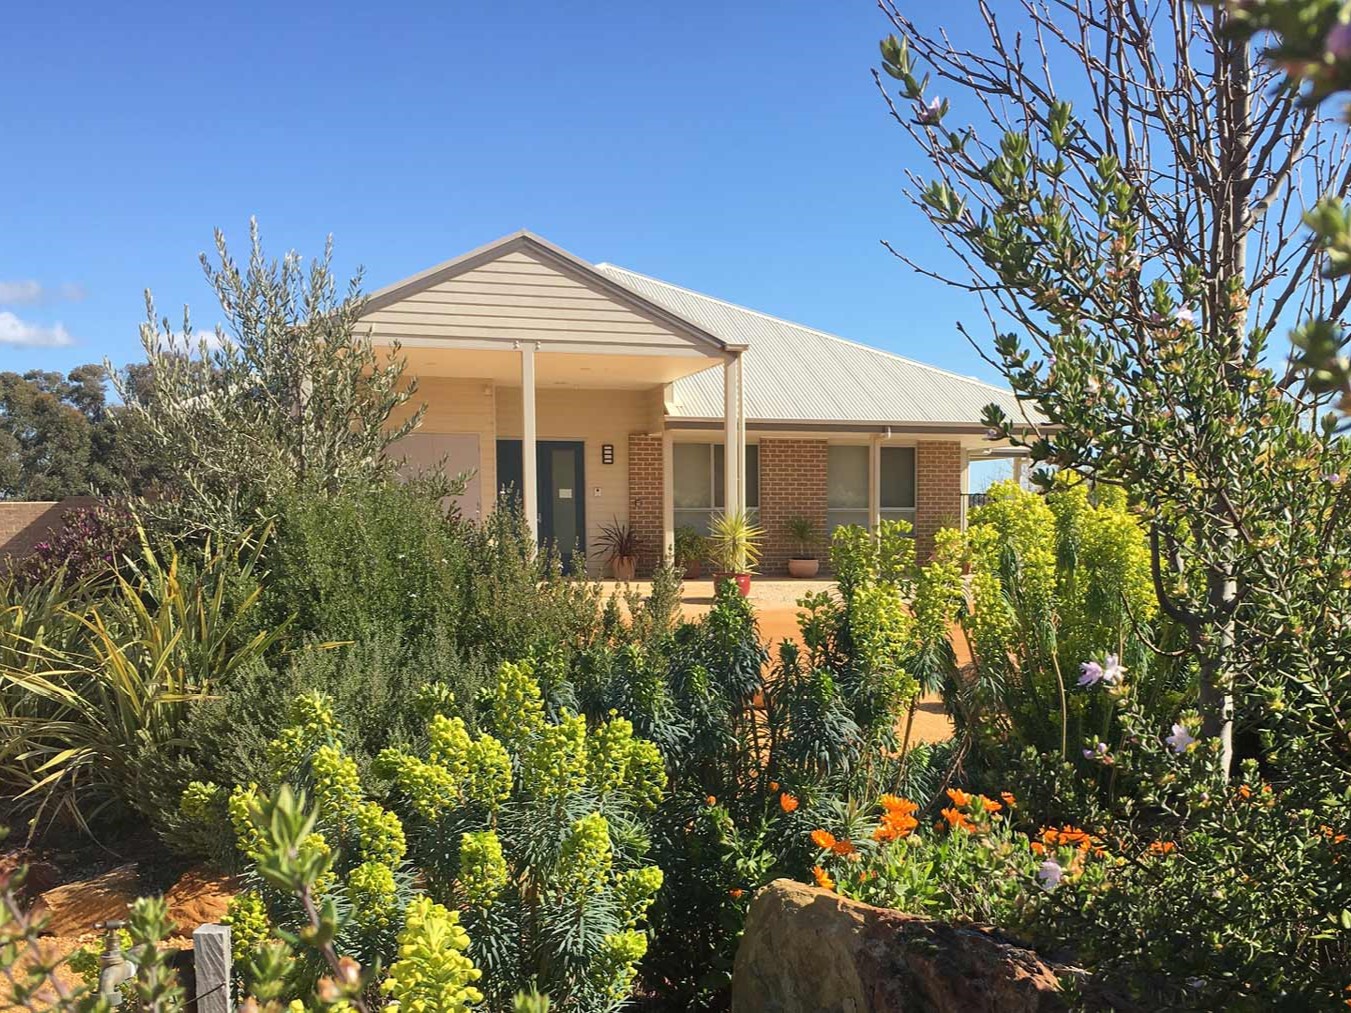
627;434;664;575
915;442;964;560
0;497;99;570
758;439;829;576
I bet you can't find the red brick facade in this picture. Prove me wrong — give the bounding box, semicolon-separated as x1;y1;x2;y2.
915;441;964;560
758;439;829;576
627;434;664;575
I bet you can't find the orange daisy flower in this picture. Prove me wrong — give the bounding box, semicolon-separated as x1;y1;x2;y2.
978;795;1003;813
941;807;975;832
946;787;973;808
1000;791;1017;809
810;828;837;850
1146;841;1176;856
811;865;835;891
728;888;744;900
879;794;918;817
769;781;780;791
706;795;717;806
831;839;857;856
780;792;800;813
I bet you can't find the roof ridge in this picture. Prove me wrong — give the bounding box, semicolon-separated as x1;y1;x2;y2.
594;262;1014;397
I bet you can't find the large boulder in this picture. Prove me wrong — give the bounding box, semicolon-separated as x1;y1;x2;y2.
732;879;1102;1012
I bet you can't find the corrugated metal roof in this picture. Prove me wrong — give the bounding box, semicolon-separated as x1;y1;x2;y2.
592;264;1032;427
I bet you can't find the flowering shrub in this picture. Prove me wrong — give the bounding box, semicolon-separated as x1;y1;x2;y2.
373;658;666;1011
802;788;1107;935
11;502;136;591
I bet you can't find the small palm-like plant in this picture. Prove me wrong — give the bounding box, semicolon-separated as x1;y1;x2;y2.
596;518;640;580
708;510;763;575
785;516;820;560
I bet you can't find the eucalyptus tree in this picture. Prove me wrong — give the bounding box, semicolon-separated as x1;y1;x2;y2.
114;219;423;537
876;0;1351;776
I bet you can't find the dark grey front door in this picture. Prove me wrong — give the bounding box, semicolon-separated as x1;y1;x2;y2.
496;440;586;566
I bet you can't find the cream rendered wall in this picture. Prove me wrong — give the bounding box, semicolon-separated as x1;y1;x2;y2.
392;377;498;504
495;386;663;569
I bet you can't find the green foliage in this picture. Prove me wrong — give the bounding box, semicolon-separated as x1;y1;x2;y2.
948;479;1184;798
784;515;820;558
114;218;425;538
672;525;707;568
0;526;282;837
0;364;165;501
381;896;483;1012
706;509;763;573
375;659;666;1011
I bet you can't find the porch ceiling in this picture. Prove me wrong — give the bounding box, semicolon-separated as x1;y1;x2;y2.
398;346;722;390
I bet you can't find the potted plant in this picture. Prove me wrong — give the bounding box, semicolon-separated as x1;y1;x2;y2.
708;509;763;596
785;515;821;578
674;525;707;580
596;518;639;581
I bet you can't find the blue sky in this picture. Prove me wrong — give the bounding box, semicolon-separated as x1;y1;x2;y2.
0;0;999;390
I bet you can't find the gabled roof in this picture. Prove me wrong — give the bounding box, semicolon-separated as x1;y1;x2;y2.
593;263;1031;429
363;230;741;356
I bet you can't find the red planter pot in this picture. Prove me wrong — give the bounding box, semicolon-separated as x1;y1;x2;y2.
713;571;752;596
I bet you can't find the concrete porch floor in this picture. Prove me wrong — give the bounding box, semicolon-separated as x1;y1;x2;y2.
595;577;954;745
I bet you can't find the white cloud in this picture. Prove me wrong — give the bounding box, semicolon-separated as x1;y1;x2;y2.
0;310;75;347
0;280;87;305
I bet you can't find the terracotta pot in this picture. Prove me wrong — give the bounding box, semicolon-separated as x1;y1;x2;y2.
612;555;637;581
683;560;703;580
787;557;820;579
713;571;752;596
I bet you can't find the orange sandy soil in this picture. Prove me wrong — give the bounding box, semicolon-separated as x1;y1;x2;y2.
598;577;957;746
0;862;233;1010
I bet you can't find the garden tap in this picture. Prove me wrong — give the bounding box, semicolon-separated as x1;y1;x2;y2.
94;919;136;1005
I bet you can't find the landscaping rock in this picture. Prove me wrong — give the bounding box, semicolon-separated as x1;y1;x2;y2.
165;867;239;937
732;879;1100;1012
29;864;139;937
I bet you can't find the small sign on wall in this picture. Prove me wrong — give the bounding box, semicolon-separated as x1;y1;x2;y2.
602;444;615;464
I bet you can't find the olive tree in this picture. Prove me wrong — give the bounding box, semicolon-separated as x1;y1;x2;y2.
114;220;422;536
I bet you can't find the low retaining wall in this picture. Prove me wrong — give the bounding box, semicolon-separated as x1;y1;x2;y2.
0;497;99;568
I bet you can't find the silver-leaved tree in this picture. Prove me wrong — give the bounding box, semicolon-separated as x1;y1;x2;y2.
112;218;423;537
876;0;1351;777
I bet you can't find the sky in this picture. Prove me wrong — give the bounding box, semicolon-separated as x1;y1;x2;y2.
0;1;1002;392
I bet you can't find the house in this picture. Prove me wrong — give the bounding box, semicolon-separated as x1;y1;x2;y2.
362;231;1030;575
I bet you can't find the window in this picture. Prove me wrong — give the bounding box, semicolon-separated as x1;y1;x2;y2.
880;446;916;524
827;445;870;533
827;444;917;533
673;442;759;534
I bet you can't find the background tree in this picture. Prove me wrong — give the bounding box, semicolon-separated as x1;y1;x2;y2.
114;219;424;536
876;0;1351;775
0;365;161;500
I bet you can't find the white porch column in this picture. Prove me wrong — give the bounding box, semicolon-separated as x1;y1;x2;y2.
1012;456;1026;488
661;431;675;561
868;436;882;532
520;341;538;545
960;450;972;529
723;354;742;515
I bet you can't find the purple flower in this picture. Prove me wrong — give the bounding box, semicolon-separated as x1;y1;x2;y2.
1323;471;1345;486
1037;858;1064;891
1082;742;1109;761
1079;654;1125;688
984;427;1001;440
916;96;944;124
1166;723;1196;753
1175;306;1195;325
1078;660;1104;687
1327;22;1351;60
